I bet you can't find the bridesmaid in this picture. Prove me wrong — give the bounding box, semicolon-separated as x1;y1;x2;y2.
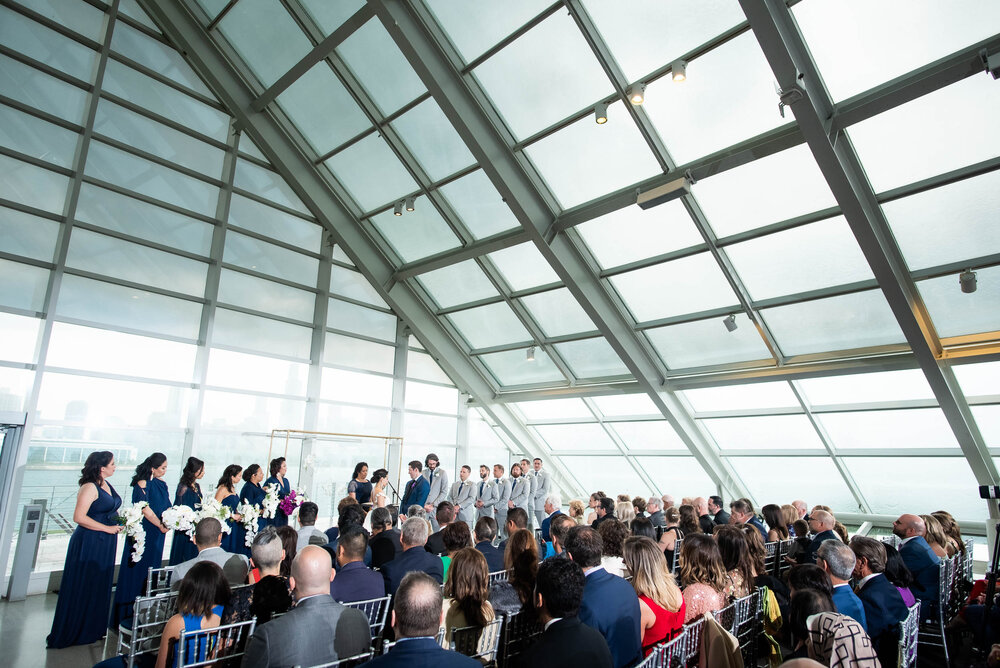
47;451;123;648
264;457;291;528
110;453;171;629
214;464;244;555
239;464;266;538
347;462;373;508
168;457;204;566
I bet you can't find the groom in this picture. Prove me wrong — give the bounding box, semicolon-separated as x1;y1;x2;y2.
400;460;429;516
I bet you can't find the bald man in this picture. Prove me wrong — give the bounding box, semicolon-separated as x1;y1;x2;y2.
893;513;941;612
801;510;840;565
242;546;370;668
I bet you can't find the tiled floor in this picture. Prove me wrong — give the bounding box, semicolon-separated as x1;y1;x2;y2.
0;594;114;668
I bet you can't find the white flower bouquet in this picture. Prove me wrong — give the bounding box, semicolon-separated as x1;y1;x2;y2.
118;501;149;563
237;502;261;548
196;498;232;534
261;483;280;520
162;505;198;535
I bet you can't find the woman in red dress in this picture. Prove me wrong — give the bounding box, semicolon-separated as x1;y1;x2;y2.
623;536;686;655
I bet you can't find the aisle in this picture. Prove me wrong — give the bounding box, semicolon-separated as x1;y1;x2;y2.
0;593;108;668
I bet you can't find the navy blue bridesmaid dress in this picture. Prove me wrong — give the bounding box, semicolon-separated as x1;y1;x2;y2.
109;477;171;628
220;492;246;555
47;482;122;648
168;482;202;566
239;481;266;534
263;475;291;527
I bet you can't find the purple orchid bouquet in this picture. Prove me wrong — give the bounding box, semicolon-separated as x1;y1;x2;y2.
278;488;306;516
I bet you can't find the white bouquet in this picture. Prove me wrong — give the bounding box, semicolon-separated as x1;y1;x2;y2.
118;501;149;564
162;505;198;535
237;502;261;548
261;483;280;520
196;498;232;534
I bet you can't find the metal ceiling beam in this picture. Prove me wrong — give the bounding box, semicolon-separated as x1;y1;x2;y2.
740;0;1000;514
140;0;583;500
369;0;750;503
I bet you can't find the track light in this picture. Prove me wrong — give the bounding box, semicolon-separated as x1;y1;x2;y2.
985;51;1000;80
393;201;403;216
627;83;646;105
671;60;687;83
404;196;415;212
723;314;737;332
595;102;608;125
960;269;978;294
526;346;536;362
636;171;694;209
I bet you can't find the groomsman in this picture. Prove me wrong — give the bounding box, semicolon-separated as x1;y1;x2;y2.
508;463;531;514
422;453;449;530
493;464;511;540
450;465;476;527
475;464;497;521
531;458;551;529
520;458;537;528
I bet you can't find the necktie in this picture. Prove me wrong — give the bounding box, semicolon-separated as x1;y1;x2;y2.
479;481;484;496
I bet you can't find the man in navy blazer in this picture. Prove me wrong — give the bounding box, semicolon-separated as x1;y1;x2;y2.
893;514;941;613
382;517;443;596
473;517;504;573
539;494;562;541
800;510;840;565
330;526;384;603
850;536;909;667
817;541;867;631
730;498;768;542
361;571;479;668
565;525;641;668
400;460;430;516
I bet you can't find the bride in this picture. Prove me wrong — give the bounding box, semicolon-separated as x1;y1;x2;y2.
361;468;390;532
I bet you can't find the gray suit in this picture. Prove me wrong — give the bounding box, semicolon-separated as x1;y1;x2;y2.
423;467;449;531
494;476;511;539
509;475;531;513
532;470;551;527
476;478;498;520
241;594;370;668
171;546;248;590
449;479;476;525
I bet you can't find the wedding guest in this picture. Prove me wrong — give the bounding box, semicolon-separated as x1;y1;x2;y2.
172;518;249;588
239;464;266;536
763;503;790;542
489;528;538;615
213;464;245;556
348;462;373;506
678;534;728;623
330;525;383;603
442;548;495;650
168;457;204;565
369;507;403;569
153;561;230;668
568;499;586;525
716;525;753;599
295;502;326;551
597;519;629;578
277;525;297;578
249;527;292;624
264;457;292;528
585;491;606;526
658;507;683;567
624;536;685;656
441;521;473;582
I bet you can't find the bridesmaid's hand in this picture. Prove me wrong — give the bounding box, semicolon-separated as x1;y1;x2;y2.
159;524;169;534
107;525;123;535
232;513;243;522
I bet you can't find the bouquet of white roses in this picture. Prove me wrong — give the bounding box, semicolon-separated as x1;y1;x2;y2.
162;505;198;535
237;502;261;548
261;483;280;520
118;501;149;563
196;498;232;534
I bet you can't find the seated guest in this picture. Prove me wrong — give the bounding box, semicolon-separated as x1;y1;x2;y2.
473;517;504;573
661;494;674;510
362;572;479;667
325;496;360;543
585;492;606;526
591;497;615;531
242;546;370;668
249;527;292;624
707;495;730;526
382;517;444;596
172;518;248;589
784;519;812;563
540;494;563;541
568;499;586;525
694;497;714;534
549;514;577;559
741;526;790;615
893;513;941;611
426;501;456;555
296;501;326;551
816;541;867;631
785;589;836;661
716;525;753;599
920;513;950;558
762;503;790;542
623;536;685;656
370;507;403;569
781;504;799;536
658;507;683;567
441;521;473;580
497;507;528;553
792;500;809;522
932;509;964;557
326;503;365;562
330;525;384;603
441;548;495;650
678;534;729;623
489;528;538;615
729;498;767;541
850;536;909;667
517;558;613;668
153;562;230;668
632;496;646;519
276;525;297;578
677;504;701;538
614;501;635;524
833;520;850;544
645;497;664;527
805;612;880;666
629;517;655;541
799;510;839;565
597;519;629;578
883;543;916;607
788;564;834;599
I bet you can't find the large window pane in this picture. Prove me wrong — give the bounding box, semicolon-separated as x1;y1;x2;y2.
324;133;418;212
954;361;1000;398
417;260;498;310
0;206;60;262
212;308;313;360
437;169;520;240
610;253;738;322
316;402;391;435
392;98;475;181
327;298;397;342
480;348;565;386
329;266;387;308
681;382;799;413
591;394;660;418
17;0;106;41
46;322;196;382
645;313;773;370
0;103;79;168
519;288;596;337
407;351;452;385
576;199;704;269
301;0;364;35
634;456;718;499
609;421;686;452
559;456;642;497
277;62;370;156
424;0;551;64
337;18;426;116
111;22;210;95
817;409;959;451
514;399;591;421
405;381;458;414
216;0;311;87
320;368;392;406
228;193;321;252
487;243;559;291
206;348;308;396
0;153;70;214
533;424;616;451
323;333;395;374
200;389;306;432
0;258;49;311
217;269;315;322
554;338;630;378
0;367;34;412
234;160;308;214
796;369;935;405
918;267;1000;338
0;312;40;363
34;373;189;429
369;196;462;263
726;456;860;514
446;302;530;349
0;6;98;81
843;457;982;521
223;230;319;287
405;412;458;444
0;52;90;123
702;415;825;450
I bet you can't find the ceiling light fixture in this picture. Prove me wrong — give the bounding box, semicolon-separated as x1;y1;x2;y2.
595;102;608;125
393;201;403;216
723;314;738;332
526;345;536;362
671;60;687;83
985;51;1000;79
636;171;694;209
626;83;646;105
960;268;978;294
404;196;415;212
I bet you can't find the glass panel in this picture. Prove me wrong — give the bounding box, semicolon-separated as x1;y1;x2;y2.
405;381;459;414
0;206;60;261
323;333;395;374
223;230;319;287
391;97;476;180
978;406;1000;447
0;153;70;213
118;0;157;31
576;199;704;269
228;194;322;252
17;0;106;41
57;274;202;339
34;373;189;429
559;456;640;495
850;76;1000;192
633;457;718;498
726;456;860;514
883;170;1000;271
0;367;34;412
726;216;873;300
645;313;773;369
0;312;40;363
918;266;1000;338
954;361;1000;398
424;0;551;64
0;6;98;81
337;18;426;116
329;266;387;308
316;403;391;434
644;32;783;165
818;409;959;450
46;322;197;382
301;0;364;35
369;197;462;263
206;347;308;395
276;62;371;155
479;348;565;386
212;308;313;360
681;382;799;413
416;260;498;309
0;102;79;168
533;423;616;450
238;135;267;162
473;11;612;141
437;170;519;240
405;412;458;444
93;99;225;176
794;0;1000;102
761;290;905;356
519;288;596;337
514;398;591;421
446;302;530;349
327;298;397;342
0;52;90;123
843;457;982;520
487;243;559;291
796;369;935;405
216;0;312;87
609;252;737;322
77;184;214;256
697;144;837;237
324;132;418;212
200;389;306;432
524;100;662;209
0;258;49;311
320;368;393;405
217;269;315;322
703;415;826;450
591;394;660;418
610;421;687;451
407;351;452;384
111;22;210;95
233;160;308;214
554;337;630;378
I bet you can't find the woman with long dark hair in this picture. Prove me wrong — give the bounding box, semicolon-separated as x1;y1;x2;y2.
442;547;495;649
110;452;171;629
214;464;244;555
47;451;123;648
153;561;231;668
347;461;373;507
264;457;291;527
678;533;729;623
763;504;790;542
488;528;539;615
239;463;266;533
168;457;204;565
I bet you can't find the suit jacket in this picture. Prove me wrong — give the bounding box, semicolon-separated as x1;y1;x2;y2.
532;470;550;512
296;526;326;551
514;616;613;668
540;510;562;541
381;546;444;595
494;476;512;514
361;636;480;668
803;529;839;564
899;536;941;605
745;516;768;542
647;510;665;526
449;479;476;523
475;478;498;519
172;546;248;589
832;583;868;631
400;476;429;515
699;514;714;535
856;573;909;665
330;560;385;603
578;568;642;668
370;528;403;569
241;594;370;668
426;528;447;556
508;476;530;511
525;470;538;513
475;540;505;573
713;510;731;525
422;467;449;508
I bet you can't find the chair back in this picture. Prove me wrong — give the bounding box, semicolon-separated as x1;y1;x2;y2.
125;590;180;668
776;539;796;575
635;628;686;668
382;628;445;655
962;539;974;582
897;600;920;668
344;595;392;639
498;609;543;666
712;589;762;666
293;650;374;668
671;539;683;575
487;569;507;586
176;618;256;668
450;616;504;664
879;534;901;549
763;541;778;577
147;566;176;596
677;616;706;668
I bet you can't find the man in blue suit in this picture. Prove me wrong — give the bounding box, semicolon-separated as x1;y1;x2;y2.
730;498;768;542
894;514;941;614
817;541;867;631
382;517;444;596
399;460;429;516
850;536;909;667
362;571;479;668
565;525;641;668
801;510;841;565
330;526;384;603
539;494;562;541
473;517;504;573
